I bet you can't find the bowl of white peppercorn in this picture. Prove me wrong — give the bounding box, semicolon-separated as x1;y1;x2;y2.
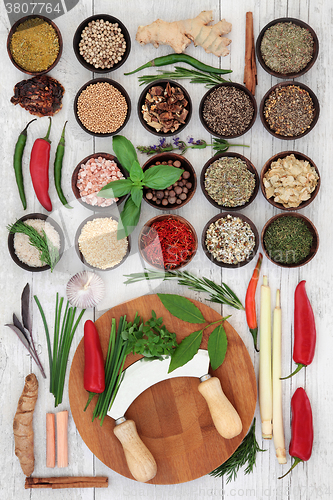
73;15;131;73
142;153;197;210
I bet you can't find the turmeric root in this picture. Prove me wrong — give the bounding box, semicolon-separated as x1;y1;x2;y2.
13;373;38;476
136;11;232;57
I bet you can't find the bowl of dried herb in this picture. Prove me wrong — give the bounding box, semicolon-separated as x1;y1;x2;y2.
7;15;63;76
261;213;319;267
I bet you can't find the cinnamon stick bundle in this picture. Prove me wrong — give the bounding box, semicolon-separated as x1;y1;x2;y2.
244;12;257;95
25;476;108;489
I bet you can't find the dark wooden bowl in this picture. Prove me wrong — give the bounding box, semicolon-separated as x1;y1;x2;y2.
199;82;257;139
256;18;319;79
74;214;130;271
202;212;259;268
137;79;192;136
261;212;319;268
260;151;320;210
74;78;131;137
259;81;320;140
138;214;198;270
142;153;196;211
73;15;131;73
200;152;259;211
7;15;63;76
72;152;129;211
8;213;64;272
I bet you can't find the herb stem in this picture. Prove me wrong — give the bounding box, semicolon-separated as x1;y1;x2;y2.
138;66;231;88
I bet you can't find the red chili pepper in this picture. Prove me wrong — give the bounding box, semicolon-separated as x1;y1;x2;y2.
83;320;105;411
279;387;313;479
281;280;316;379
29;117;52;211
245;252;263;351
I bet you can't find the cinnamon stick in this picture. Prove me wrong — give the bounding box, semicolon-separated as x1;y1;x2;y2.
56;410;68;467
46;413;55;468
25;476;108;489
244;12;257;95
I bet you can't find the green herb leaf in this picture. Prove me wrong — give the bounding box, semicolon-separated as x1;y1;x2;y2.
117;197;141;239
157;294;206;324
99;178;133;198
168;329;203;372
112;135;138;172
143;165;183;189
208;323;228;370
129;160;144;183
131;185;143;208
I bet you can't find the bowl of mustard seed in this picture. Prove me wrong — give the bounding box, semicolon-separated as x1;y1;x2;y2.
7;15;62;76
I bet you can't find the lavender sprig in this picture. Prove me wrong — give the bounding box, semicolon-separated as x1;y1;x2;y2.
137;137;249;156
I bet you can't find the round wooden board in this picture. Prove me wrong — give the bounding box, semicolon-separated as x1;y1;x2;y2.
69;294;257;484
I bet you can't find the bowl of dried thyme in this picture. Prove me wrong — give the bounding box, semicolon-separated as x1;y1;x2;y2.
256;18;319;79
200;152;259;210
7;15;62;76
261;213;319;267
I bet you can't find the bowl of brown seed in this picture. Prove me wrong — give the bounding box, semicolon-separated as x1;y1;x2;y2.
73;15;131;73
200;152;259;210
74;78;131;136
142;153;196;210
7;15;63;76
199;82;257;139
259;81;320;140
256;18;319;79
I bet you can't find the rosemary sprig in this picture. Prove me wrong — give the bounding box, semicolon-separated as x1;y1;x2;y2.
209;418;265;482
138;66;231;88
137;137;249;156
124;269;244;310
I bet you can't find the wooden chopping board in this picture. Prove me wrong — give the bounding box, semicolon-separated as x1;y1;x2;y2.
69;294;257;484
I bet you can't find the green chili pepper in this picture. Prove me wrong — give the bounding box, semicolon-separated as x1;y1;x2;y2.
124;54;233;76
13;119;36;209
54;121;72;209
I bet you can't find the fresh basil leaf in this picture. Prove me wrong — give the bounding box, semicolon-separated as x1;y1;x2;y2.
143;165;183;189
117;197;141;239
129;160;144;182
131;185;143;208
207;323;228;371
158;294;206;323
99;178;133;198
112;135;138;172
168;329;203;372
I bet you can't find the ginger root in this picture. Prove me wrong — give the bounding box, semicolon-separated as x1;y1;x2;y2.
13;373;38;476
136;11;232;57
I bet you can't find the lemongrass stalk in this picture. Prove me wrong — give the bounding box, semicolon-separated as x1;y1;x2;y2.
259;275;273;439
272;290;287;464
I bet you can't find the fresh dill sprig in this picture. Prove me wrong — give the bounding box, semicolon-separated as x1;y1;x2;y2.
209;418;265;482
138;66;231;88
137;136;249;156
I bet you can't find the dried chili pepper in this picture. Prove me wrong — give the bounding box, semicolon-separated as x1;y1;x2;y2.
245;252;263;351
279;387;313;479
29;117;52;211
83;320;105;411
281;280;316;379
13;119;36;210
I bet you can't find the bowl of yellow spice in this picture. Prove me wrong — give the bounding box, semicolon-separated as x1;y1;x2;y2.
7;15;62;75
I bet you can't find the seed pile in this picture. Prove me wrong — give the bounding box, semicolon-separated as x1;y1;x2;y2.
79;19;127;69
205;215;256;264
202;86;254;136
78;217;128;270
77;82;128;134
144;159;192;206
204;157;255;207
14;219;60;268
264;85;315;137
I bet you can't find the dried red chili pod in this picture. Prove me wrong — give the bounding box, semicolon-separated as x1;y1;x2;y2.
83;320;105;411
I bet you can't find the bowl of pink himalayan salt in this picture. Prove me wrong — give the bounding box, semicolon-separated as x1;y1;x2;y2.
71;152;129;211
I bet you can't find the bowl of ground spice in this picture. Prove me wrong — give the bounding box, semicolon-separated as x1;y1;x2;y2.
75;215;130;271
142;153;196;210
202;213;259;268
256;18;319;79
199;82;257;139
261;213;319;267
200;152;259;210
73;15;131;73
74;78;131;136
260;82;319;140
139;215;198;270
7;15;62;76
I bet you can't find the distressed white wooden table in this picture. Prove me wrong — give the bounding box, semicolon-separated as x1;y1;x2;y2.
1;0;332;499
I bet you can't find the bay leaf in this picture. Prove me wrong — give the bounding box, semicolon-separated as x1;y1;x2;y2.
157;294;206;323
168;329;203;373
207;323;228;371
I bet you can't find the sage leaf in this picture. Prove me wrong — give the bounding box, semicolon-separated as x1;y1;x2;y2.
168;329;203;372
130;160;144;183
112;135;138;172
117;197;141;239
207;323;228;371
99;178;133;198
157;294;206;323
131;185;143;208
143;165;183;189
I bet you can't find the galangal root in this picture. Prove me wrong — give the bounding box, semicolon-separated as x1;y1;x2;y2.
136;11;232;57
13;373;38;476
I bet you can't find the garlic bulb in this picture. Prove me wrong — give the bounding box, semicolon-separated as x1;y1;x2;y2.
66;271;105;308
